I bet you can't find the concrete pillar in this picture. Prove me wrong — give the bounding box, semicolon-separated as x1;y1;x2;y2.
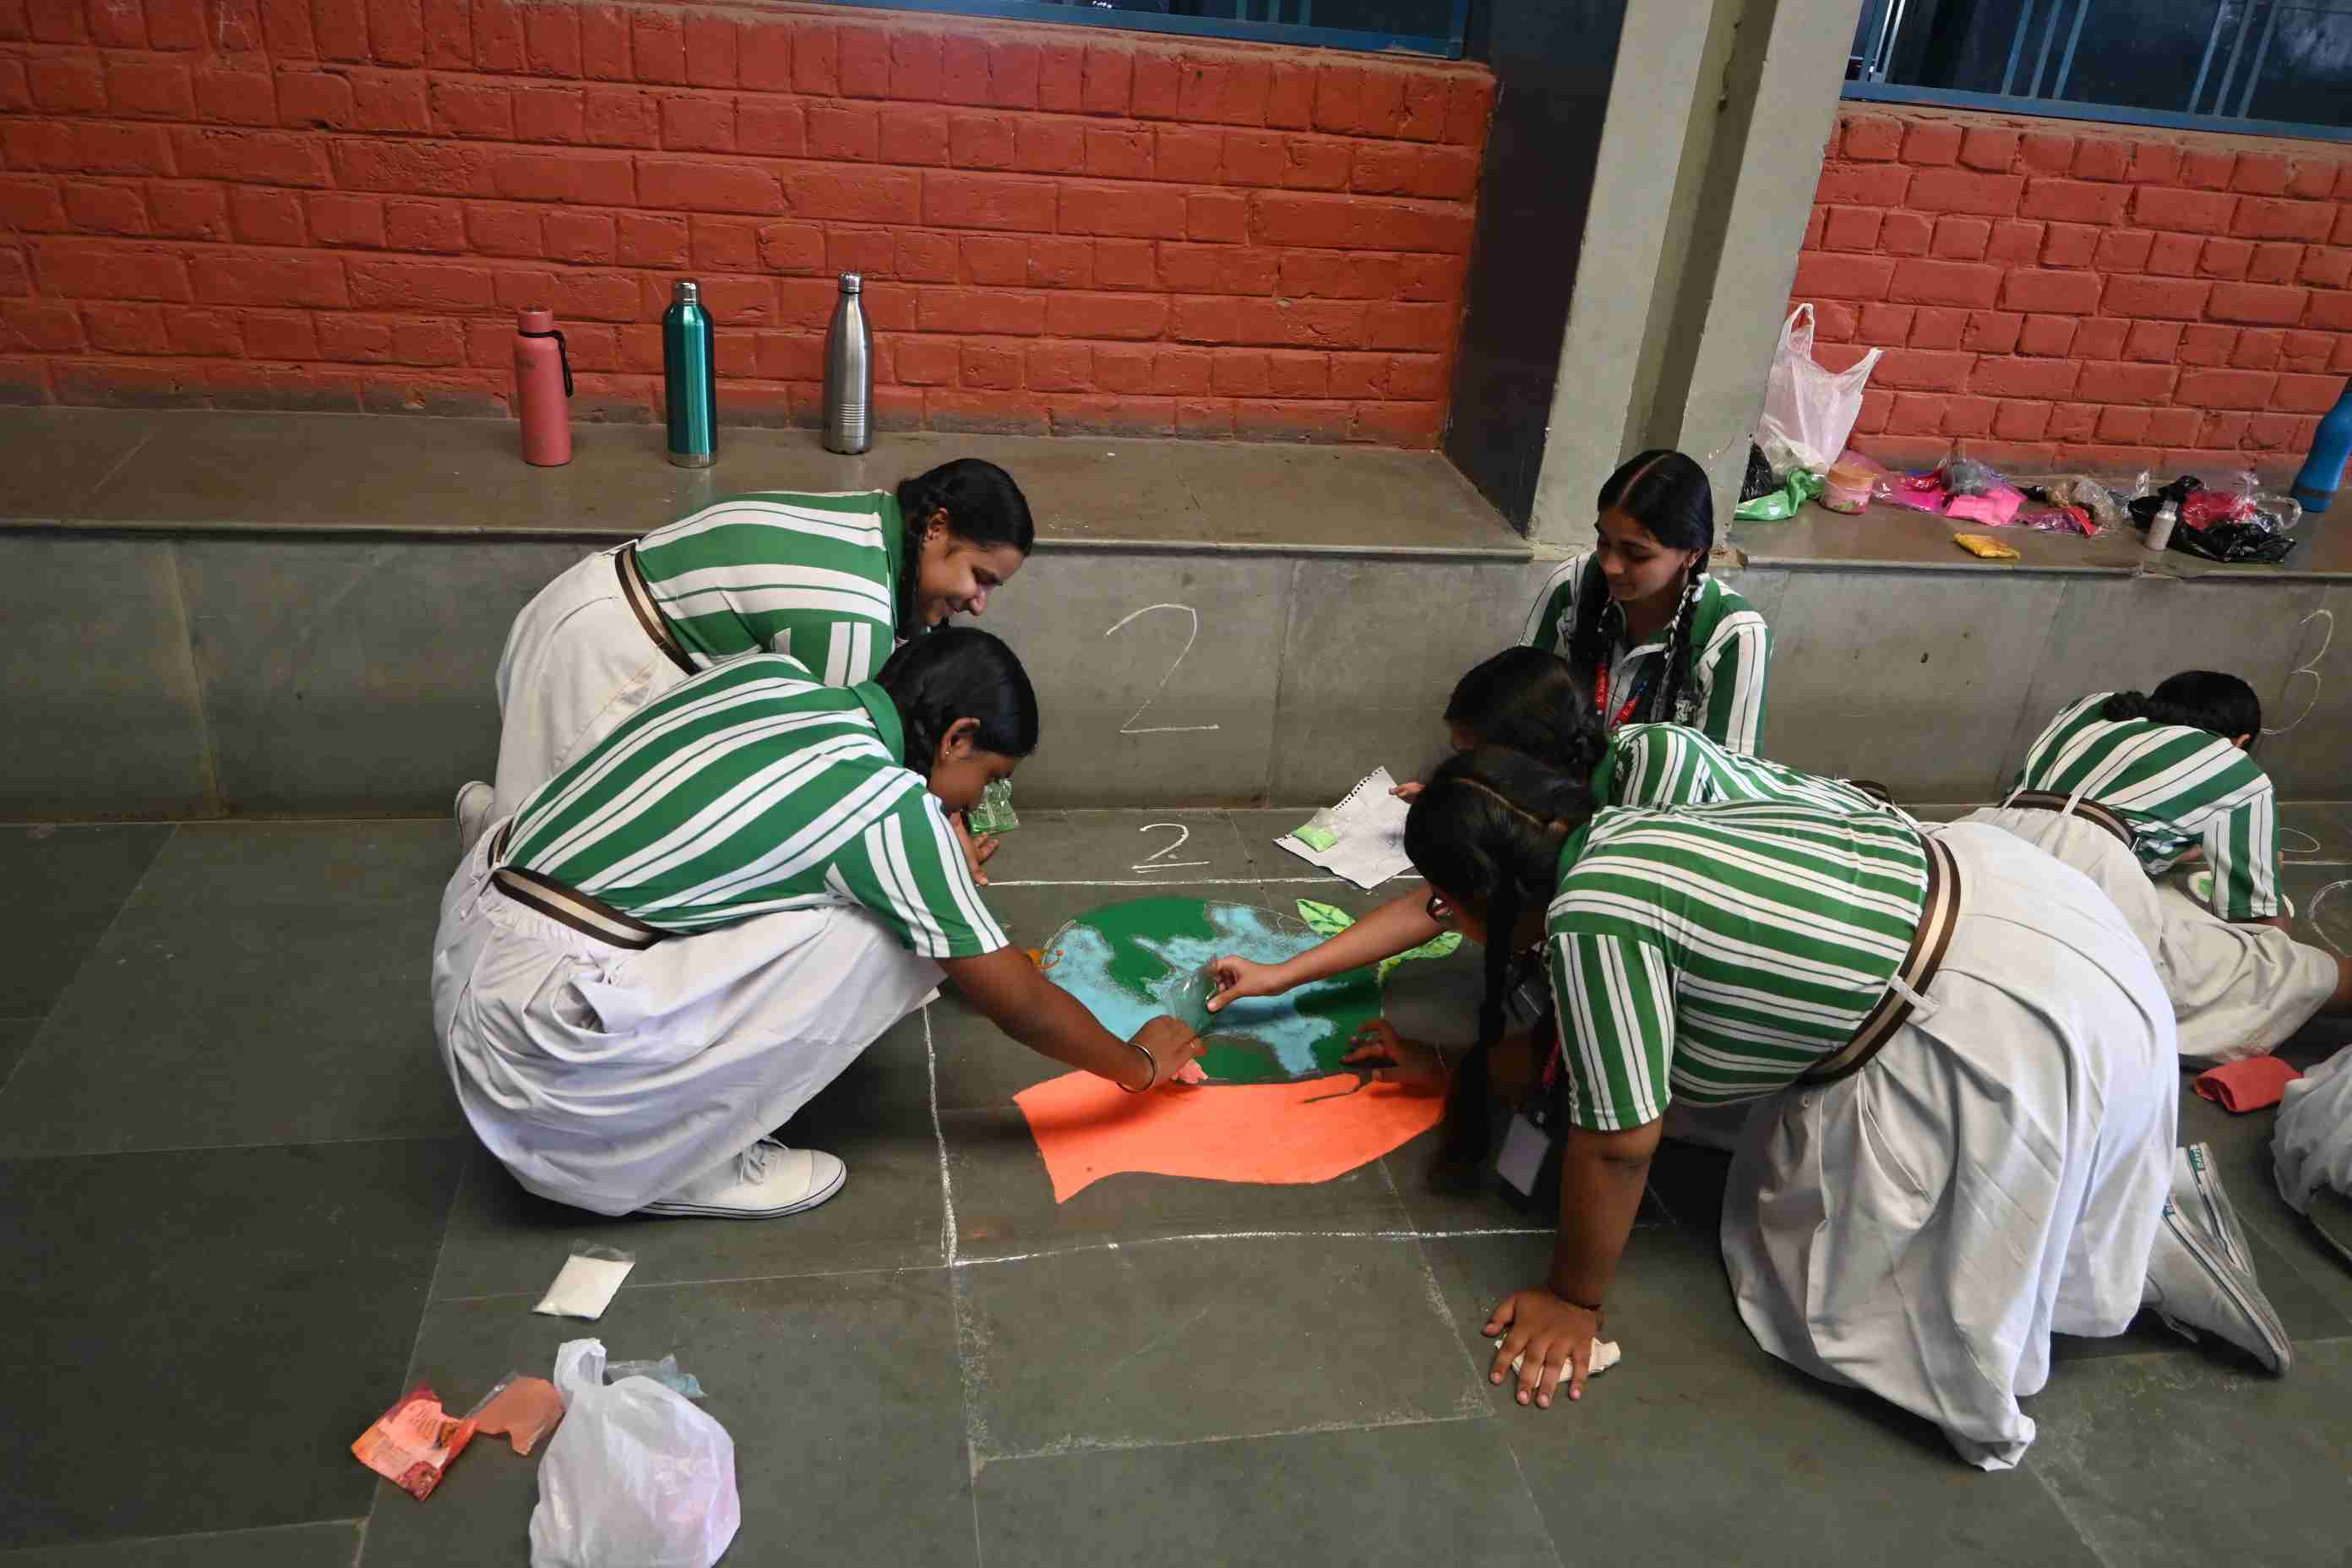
1528;0;1864;552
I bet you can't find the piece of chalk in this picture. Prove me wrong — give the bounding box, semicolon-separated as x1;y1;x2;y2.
1505;1337;1622;1380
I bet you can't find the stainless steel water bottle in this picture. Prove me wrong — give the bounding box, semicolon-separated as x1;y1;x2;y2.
663;279;716;468
823;271;871;455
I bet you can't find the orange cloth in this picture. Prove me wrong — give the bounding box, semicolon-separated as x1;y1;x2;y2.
1013;1070;1443;1202
2193;1055;2303;1113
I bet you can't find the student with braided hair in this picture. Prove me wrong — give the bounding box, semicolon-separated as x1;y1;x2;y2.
1209;647;1901;1105
1394;747;2284;1469
460;458;1035;855
1522;449;1771;754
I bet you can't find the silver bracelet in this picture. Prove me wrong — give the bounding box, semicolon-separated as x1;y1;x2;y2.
1116;1037;1157;1093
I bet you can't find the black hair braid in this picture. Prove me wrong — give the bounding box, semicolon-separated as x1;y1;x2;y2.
1407;750;1597;1195
1432;874;1516;1190
892;510;933;642
1565;557;1618;701
2100;670;2262;743
1652;558;1707;726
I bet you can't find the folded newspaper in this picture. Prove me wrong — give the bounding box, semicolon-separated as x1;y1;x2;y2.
1274;767;1415;890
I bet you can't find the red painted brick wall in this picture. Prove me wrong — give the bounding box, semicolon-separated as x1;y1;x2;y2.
0;1;1493;444
1789;105;2351;478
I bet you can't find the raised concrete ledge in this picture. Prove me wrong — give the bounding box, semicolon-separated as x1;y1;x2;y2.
0;408;1530;564
1734;493;2352;582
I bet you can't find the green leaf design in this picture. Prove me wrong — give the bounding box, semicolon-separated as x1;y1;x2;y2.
1293;898;1355;939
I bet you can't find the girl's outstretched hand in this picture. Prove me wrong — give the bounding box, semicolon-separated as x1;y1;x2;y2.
1341;1021;1447;1093
1485;1288;1603;1409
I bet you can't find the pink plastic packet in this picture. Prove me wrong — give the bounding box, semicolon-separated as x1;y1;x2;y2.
1944;485;2023;526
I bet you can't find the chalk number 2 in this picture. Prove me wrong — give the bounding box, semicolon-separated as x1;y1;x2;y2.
1102;604;1221;736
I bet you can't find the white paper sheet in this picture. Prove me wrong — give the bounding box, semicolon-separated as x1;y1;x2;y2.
1272;767;1416;891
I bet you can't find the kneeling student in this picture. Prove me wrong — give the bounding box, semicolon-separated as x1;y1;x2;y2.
433;628;1199;1219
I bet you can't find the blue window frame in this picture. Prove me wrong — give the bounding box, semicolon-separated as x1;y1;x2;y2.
1846;0;2351;144
805;0;1469;59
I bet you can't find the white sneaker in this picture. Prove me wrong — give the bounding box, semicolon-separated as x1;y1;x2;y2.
2173;1142;2254;1274
639;1139;846;1219
455;781;495;857
2143;1199;2293;1374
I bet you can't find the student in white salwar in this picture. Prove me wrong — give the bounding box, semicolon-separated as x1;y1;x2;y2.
1393;748;2211;1471
2277;1045;2352;1264
434;630;1202;1220
1965;672;2350;1065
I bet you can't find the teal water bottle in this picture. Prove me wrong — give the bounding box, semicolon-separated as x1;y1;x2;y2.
663;279;716;468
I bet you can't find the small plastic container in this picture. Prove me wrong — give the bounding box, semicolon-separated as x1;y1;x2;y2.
1821;458;1875;514
2143;500;2179;553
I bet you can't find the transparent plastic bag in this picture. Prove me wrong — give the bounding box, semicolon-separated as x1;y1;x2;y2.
530;1339;740;1568
1756;305;1881;475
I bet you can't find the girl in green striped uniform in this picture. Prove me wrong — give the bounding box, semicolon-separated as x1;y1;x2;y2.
1401;747;2190;1469
434;629;1200;1221
1208;649;1892;1110
1522;450;1771;754
1968;671;2350;1064
464;459;1034;852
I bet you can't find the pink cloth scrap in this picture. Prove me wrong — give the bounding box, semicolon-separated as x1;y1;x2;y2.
2194;1055;2303;1113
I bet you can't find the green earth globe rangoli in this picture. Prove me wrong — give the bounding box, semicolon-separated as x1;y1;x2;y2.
1039;898;1383;1084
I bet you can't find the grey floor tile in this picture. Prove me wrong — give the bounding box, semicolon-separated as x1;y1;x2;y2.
0;889;458;1157
431;1013;948;1298
0;1140;464;1553
2276;801;2352;865
974;1418;1556;1568
955;1233;1484;1461
0;1018;39;1092
0;825;172;1015
0;1522;362;1567
2027;1338;2352;1568
128;820;455;908
978;809;1255;884
1424;1230;2104;1567
940;1102;1410;1260
362;1271;973;1568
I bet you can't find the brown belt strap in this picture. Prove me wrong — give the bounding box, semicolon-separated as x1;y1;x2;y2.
488;822;666;951
2004;790;2136;851
615;545;700;678
1800;832;1962;1087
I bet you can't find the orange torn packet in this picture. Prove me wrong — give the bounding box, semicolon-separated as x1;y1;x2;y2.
1013;1070;1442;1203
352;1384;476;1500
470;1374;565;1456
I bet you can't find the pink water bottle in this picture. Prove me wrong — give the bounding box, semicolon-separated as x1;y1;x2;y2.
514;307;572;466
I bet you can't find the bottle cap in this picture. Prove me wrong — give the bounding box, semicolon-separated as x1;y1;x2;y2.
672;280;700;304
839;272;863;295
517;307;554;333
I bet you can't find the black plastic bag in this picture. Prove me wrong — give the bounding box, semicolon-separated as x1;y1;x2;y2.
1739;442;1777;504
2168;519;2295;564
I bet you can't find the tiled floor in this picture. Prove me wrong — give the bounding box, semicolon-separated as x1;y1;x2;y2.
3;808;2352;1567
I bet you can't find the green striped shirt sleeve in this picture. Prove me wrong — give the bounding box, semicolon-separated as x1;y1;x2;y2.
827;792;1009;959
1522;556;1586;655
1549;929;1675;1132
1610;725;1715;811
1697;607;1770;755
2202;783;2280;921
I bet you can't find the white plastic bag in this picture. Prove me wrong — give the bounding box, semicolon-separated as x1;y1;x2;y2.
530;1339;740;1568
1756;305;1881;475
